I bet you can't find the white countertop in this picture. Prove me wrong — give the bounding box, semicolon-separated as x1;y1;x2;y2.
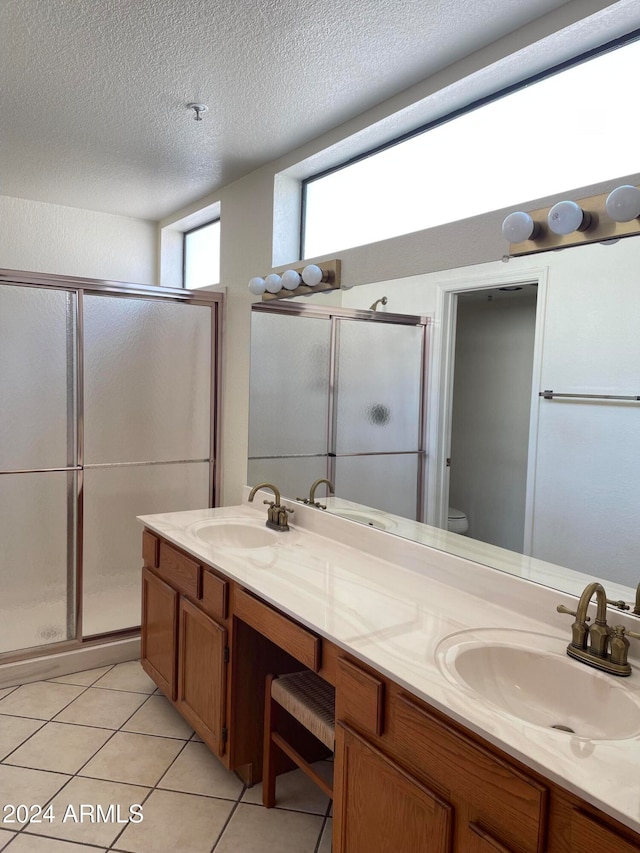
139;490;640;834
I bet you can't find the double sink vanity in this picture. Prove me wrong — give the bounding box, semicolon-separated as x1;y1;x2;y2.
138;487;640;852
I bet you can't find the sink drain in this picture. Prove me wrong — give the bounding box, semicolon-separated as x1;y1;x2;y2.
551;724;575;733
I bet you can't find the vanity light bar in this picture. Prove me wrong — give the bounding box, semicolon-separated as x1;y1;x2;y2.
248;259;341;301
503;186;640;256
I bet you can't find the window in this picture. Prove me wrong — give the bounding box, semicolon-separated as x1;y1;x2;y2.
184;219;221;289
302;32;640;259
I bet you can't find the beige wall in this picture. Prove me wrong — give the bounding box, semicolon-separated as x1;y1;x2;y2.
0;195;157;284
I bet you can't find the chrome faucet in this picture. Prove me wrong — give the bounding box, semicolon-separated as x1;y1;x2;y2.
248;482;293;532
557;582;640;676
296;478;334;510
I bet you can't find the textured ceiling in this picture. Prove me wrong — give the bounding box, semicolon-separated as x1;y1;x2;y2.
0;0;574;220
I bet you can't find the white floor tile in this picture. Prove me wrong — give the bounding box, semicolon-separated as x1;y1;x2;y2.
5;722;111;775
80;732;184;787
0;683;85;720
54;687;147;730
122;695;194;739
215;802;324;853
158;741;244;800
115;789;233;853
92;662;156;694
0;714;44;760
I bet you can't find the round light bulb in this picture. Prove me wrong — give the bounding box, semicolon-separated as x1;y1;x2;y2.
264;273;283;294
605;185;640;222
501;211;536;243
281;269;301;290
301;264;323;286
248;276;266;295
547;200;588;236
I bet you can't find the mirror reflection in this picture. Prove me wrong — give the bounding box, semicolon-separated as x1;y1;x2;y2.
248;234;640;604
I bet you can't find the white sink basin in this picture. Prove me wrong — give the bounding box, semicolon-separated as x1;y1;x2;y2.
188;519;281;549
436;628;640;740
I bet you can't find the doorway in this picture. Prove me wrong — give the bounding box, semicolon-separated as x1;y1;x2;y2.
431;276;542;553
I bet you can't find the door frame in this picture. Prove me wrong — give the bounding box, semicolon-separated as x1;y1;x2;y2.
425;265;549;555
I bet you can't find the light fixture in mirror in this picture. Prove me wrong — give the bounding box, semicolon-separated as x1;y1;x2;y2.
247;259;342;301
264;274;283;294
281;269;301;290
248;276;266;295
605;185;640;222
501;211;539;243
547;200;591;235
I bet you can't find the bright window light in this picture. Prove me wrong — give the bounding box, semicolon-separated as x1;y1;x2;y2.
303;37;640;258
184;219;221;289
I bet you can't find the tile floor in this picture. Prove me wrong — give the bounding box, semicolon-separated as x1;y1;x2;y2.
0;662;332;852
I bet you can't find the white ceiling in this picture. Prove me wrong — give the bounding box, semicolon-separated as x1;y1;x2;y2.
1;0;576;221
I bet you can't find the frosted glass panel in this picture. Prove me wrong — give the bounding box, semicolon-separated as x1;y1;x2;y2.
248;456;329;502
334;454;420;519
83;462;210;635
0;472;72;653
0;285;74;470
84;296;211;463
249;312;330;457
335;320;423;453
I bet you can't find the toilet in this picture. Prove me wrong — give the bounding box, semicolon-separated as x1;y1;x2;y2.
447;507;469;535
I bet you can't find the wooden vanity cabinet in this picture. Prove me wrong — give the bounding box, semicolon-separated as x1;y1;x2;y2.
140;530;640;852
141;533;231;760
334;656;547;853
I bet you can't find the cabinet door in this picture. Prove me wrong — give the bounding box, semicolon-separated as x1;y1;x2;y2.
334;723;453;853
571;809;640;853
141;567;178;700
177;597;228;756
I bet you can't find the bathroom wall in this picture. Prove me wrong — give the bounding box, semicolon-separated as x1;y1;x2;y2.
0;194;157;284
159;0;638;506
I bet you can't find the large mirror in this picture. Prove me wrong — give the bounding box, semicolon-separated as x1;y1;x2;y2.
248;232;640;607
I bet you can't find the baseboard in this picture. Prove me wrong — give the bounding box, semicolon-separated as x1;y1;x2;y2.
0;637;141;689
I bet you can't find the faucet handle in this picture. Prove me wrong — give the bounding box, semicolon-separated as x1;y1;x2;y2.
607;598;630;611
557;604;591;622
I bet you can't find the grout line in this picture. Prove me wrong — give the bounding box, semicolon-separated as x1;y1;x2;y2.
208;796;244;853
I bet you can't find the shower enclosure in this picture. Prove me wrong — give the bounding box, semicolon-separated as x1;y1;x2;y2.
0;271;222;663
248;302;428;519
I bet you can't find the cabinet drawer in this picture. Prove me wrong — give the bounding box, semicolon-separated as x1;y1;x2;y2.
394;694;548;853
336;657;384;737
201;568;229;621
234;587;321;671
156;541;201;600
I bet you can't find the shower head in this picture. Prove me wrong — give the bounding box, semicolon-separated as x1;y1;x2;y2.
369;296;388;311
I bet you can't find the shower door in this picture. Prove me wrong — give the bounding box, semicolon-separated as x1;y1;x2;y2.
0;284;78;654
248;303;428;520
0;274;221;659
82;294;213;636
